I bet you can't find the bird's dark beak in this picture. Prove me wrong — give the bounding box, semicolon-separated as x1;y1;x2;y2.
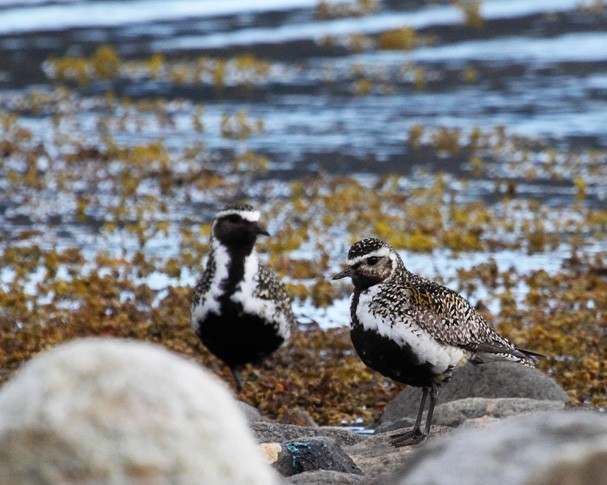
331;267;352;280
255;224;270;236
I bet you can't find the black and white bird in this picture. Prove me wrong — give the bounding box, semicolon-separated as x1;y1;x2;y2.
191;203;294;392
332;237;542;446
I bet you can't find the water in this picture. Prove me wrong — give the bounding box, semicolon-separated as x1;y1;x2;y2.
1;0;606;328
2;0;606;142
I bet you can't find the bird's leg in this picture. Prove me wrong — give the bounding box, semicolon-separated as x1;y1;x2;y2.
230;367;243;393
423;382;439;438
390;386;429;447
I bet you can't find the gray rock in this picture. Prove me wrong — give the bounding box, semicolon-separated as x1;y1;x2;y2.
433;397;566;427
380;361;569;424
289;470;365;484
377;397;566;432
375;416;416;434
0;338;281;485
253;421;365;447
391;410;607;485
344;425;453;482
278;408;319;427
528;438;607;485
238;400;265;423
270;437;362;477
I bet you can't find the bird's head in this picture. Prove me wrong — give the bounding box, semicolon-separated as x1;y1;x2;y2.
332;237;400;289
212;203;269;249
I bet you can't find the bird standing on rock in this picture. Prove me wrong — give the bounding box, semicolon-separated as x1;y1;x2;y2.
191;204;294;392
332;237;542;446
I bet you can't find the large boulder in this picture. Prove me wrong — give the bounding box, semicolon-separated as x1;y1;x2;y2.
391;410;607;485
0;338;280;485
380;361;569;424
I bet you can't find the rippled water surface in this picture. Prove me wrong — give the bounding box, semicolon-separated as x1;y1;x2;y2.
1;0;606;326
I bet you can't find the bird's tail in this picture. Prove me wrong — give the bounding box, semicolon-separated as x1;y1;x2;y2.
516;347;546;365
470;342;546;367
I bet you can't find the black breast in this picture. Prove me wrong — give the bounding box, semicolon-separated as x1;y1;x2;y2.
195;301;284;369
349;292;437;388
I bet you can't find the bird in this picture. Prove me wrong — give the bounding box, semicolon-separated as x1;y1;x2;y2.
332;237;543;446
191;203;294;392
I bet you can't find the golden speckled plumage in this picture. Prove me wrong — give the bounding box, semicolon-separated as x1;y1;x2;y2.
333;237;543;446
347;237;539;366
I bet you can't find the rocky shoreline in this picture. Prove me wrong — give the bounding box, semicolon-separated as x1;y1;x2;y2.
255;401;602;484
1;338;603;484
253;403;607;484
250;360;598;484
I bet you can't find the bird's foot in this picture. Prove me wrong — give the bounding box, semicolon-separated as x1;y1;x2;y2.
390;427;427;447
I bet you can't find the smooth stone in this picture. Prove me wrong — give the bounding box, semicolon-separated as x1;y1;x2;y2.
288;470;366;484
252;421;365;447
269;437;362;477
391;410;607;485
377;397;566;432
0;338;280;485
380;361;570;424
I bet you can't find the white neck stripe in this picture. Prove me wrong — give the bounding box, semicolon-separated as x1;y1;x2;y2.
347;246;391;265
215;209;261;222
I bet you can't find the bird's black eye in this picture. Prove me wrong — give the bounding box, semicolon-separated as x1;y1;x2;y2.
367;256;380;266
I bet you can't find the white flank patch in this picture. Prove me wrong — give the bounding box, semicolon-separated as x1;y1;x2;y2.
191;240;231;330
231;252;290;339
347;246;391;265
355;286;465;374
215;209;261;222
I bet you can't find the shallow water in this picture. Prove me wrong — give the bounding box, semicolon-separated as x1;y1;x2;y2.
2;0;606;147
1;0;606;328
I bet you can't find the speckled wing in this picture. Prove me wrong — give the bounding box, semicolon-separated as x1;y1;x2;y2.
191;255;215;310
396;278;535;363
254;264;296;327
